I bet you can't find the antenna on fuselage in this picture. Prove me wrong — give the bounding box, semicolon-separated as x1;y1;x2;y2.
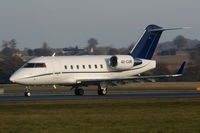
52;53;56;57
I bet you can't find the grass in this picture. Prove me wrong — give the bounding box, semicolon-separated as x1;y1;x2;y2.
1;98;200;133
1;82;200;133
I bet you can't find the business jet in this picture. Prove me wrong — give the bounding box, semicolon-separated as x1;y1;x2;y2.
10;24;187;97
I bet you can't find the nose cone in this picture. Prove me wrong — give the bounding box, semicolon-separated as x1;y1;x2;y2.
9;69;32;85
9;74;18;83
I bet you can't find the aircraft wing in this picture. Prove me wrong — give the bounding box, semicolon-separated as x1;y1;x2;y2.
77;62;186;83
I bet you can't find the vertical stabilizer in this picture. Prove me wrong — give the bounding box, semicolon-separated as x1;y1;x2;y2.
129;24;163;59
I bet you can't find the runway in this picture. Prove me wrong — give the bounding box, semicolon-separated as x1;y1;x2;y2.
1;92;200;101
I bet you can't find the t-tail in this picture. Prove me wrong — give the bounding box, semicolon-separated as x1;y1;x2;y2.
129;24;190;59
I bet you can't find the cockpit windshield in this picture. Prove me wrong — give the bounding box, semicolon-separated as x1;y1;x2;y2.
23;63;46;68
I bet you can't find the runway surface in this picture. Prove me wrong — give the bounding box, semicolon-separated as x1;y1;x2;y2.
1;92;200;101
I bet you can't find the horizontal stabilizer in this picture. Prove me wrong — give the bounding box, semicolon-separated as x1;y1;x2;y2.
148;27;191;32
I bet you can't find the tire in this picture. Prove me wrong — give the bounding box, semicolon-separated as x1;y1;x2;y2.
24;91;31;97
75;88;84;96
98;87;107;96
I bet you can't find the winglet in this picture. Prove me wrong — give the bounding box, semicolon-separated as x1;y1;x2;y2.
176;62;186;74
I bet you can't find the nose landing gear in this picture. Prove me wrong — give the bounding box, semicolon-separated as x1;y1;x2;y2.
24;91;31;97
24;86;31;97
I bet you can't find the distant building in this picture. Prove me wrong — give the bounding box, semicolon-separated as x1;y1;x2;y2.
62;46;85;55
12;49;22;57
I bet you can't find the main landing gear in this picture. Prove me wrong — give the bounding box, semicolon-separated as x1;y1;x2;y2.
74;87;84;96
24;86;31;97
98;86;108;96
73;85;108;96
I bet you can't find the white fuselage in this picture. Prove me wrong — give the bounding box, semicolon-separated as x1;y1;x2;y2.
10;55;156;85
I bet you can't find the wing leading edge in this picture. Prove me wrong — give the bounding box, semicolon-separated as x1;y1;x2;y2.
77;62;186;84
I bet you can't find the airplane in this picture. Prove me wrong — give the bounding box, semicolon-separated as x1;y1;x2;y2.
9;24;187;97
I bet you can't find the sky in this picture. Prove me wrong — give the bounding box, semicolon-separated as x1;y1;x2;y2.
0;0;199;49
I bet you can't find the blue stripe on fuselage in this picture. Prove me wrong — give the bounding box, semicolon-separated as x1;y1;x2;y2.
21;64;149;79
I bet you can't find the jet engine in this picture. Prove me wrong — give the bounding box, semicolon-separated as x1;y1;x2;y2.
109;55;142;70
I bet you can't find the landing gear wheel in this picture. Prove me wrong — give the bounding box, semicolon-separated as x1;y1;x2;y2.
24;86;31;97
24;91;31;97
98;87;107;96
75;88;84;96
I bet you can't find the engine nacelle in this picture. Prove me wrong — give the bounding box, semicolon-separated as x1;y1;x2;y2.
109;55;142;70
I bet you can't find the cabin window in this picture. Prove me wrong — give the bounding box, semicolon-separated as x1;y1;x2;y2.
89;65;91;69
35;63;46;68
65;65;67;69
95;64;97;69
76;65;79;69
71;65;73;69
100;64;103;68
23;63;35;68
23;63;46;68
83;65;85;69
